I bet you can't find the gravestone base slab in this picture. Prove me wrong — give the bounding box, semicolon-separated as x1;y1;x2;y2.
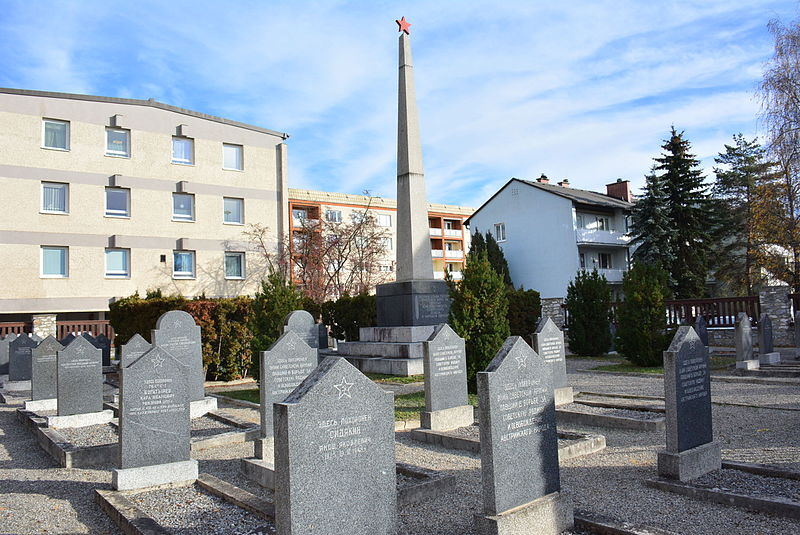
112;459;199;491
24;398;56;411
337;340;424;359
759;352;781;365
474;491;574;535
421;405;473;431
334;354;424;376
657;440;721;482
189;396;218;419
253;437;274;460
736;359;760;371
46;409;113;429
360;326;436;343
554;387;574;406
2;380;31;392
240;457;275;489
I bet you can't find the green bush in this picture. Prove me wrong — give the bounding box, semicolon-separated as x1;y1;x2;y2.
323;293;376;341
109;292;187;346
506;287;541;337
566;270;612;356
615;263;671;367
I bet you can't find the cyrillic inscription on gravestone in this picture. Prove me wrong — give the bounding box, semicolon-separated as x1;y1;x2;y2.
532;316;567;390
0;333;18;375
423;324;468;412
151;310;204;401
57;336;103;416
9;334;37;382
119;346;190;469
274;357;396;535
282;310;320;349
120;334;152;369
31;336;63;400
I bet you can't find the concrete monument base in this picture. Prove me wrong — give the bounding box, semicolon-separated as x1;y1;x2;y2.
112;459;198;491
657;440;721;482
736;359;760;371
46;409;113;429
24;398;57;411
474;491;574;535
759;352;781;365
330;324;437;376
554;386;574;406
421;405;473;431
2;380;31;392
375;279;450;327
190;396;218;419
240;457;276;489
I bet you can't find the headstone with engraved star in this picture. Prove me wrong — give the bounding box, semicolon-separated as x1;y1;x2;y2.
9;334;37;382
31;336;63;401
274;357;396;535
420;324;473;430
735;312;758;370
119;334;152;369
532;316;572;406
56;336;103;416
151;311;204;401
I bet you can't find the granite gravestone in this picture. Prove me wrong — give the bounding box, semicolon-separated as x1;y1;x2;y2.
60;333;76;346
151;311;204;401
734;312;757;370
694;315;709;347
795;311;800;348
274;357;396;535
31;336;63;401
119;334;152;369
283;310;325;349
758;313;780;364
93;334;112;366
30;334;42;343
658;326;720;481
475;337;572;533
9;334;37;382
57;336;103;416
420;324;472;430
0;333;17;376
532;316;572;405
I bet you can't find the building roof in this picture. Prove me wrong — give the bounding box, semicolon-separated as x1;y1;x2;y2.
288;188;475;216
0;87;289;139
466;177;634;226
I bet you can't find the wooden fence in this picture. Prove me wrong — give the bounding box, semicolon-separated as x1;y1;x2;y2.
56;320;114;340
665;296;760;327
0;322;32;336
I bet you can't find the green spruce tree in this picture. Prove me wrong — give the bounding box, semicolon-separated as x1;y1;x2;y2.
631;166;675;279
484;231;513;286
615;263;670;367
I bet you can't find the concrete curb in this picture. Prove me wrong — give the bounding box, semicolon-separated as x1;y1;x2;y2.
95;488;172;535
574;510;679;535
396;462;458;506
722;460;800;481
196;473;274;519
208;392;259;409
556;407;665;432
577;391;800;412
710;375;800;386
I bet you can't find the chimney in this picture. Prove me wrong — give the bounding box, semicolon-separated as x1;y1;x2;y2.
558;179;570;188
536;173;550;184
606;178;632;202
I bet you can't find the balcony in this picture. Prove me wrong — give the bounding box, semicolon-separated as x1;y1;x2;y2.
432;250;444;258
445;250;463;259
434;271;462;280
444;228;461;238
575;228;631;246
429;228;443;236
596;268;625;283
292;216;319;228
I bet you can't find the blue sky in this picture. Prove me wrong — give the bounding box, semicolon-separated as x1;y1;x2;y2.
0;1;796;207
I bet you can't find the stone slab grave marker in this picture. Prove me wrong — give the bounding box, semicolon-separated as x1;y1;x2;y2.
7;334;38;390
420;324;473;430
795;311;800;359
0;333;18;378
29;336;63;409
657;326;721;482
275;357;396;535
49;335;112;428
93;333;112;366
758;313;780;365
59;333;76;347
532;316;573;406
283;310;325;349
694;315;709;347
475;336;573;534
735;312;758;370
114;345;196;490
119;334;151;369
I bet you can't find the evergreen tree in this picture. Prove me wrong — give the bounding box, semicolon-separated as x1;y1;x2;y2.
448;250;510;392
615;263;670;367
469;230;486;259
631;166;675;278
565;270;612;356
485;231;513;286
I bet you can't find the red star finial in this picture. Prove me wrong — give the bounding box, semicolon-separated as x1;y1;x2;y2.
396;16;411;35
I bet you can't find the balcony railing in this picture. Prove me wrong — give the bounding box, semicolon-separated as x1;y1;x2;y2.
444;250;463;259
432;250;444;258
596;268;625;282
434;271;463;280
575;228;631;246
429;228;443;236
444;229;461;237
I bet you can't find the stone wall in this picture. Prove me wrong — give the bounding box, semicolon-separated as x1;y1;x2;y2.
541;297;566;329
32;314;57;339
758;286;794;347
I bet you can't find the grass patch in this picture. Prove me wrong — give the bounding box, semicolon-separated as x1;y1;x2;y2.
567;354;625;362
365;373;425;384
216;389;260;404
591;354;735;375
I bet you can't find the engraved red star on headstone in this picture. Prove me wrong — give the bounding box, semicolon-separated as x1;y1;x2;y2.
396;16;411;35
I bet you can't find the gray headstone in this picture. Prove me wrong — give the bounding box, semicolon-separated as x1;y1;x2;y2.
694;316;709;346
663;327;713;453
57;336;103;416
60;333;76;346
0;333;18;375
30;334;43;343
93;334;112;367
734;312;753;362
275;357;396;535
795;311;800;348
478;337;560;516
318;323;329;350
259;331;317;440
532;316;568;390
423;324;468;412
151;310;204;401
81;332;97;345
120;334;152;369
758;313;774;354
282;310;320;349
119;346;191;469
31;336;63;400
9;334;37;381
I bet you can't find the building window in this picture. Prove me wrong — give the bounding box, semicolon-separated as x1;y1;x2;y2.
326;210;342;223
172;137;194;165
224;252;245;279
292;208;307;221
41;182;68;213
41;246;68;278
106;128;130;157
382;237;392;250
494;223;506;241
173;251;195;278
351;211;367;224
223;143;243;170
444;220;455;230
576;214;584;229
105;248;130;278
223;197;244;224
355;236;368;249
172;193;195;221
105;188;130;217
580;253;586;269
596;216;610;231
624;215;631;233
599;253;612;269
377;214;392;227
42;119;69;150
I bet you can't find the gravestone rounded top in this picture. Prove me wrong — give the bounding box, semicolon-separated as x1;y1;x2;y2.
155;310;197;330
283;310;315;329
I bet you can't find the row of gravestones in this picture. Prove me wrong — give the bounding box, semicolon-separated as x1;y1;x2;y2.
1;332;112;385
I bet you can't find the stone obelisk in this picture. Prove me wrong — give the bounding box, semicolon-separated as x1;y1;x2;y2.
375;17;450;327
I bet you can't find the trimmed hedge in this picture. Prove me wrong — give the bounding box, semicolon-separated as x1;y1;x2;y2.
322;293;376;341
506;287;541;338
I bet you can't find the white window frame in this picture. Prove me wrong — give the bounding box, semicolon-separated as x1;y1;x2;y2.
105;128;130;158
42;119;70;151
172;193;195;222
222;143;243;171
172;250;196;279
41;182;69;214
377;213;392;227
576;214;584;229
224;252;245;279
382;237;393;250
326;209;342;223
171;136;194;165
599;253;613;269
580;253;586;269
105;248;130;278
595;216;610;231
494;222;506;242
105;187;130;218
223;197;244;225
41;246;68;278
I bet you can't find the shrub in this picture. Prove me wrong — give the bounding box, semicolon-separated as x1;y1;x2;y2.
615;263;671;367
109;292;186;346
323;293;376;341
565;270;612;356
506;287;541;337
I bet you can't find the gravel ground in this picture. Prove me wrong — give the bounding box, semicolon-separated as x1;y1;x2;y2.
191;416;237;438
693;468;800;500
59;422;118;447
560;402;664;420
445;424;583;448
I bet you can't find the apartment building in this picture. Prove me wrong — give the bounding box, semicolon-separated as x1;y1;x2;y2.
288;189;474;287
466;176;635;299
0;88;289;322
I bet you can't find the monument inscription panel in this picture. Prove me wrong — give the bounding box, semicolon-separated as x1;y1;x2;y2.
532;316;567;390
423;324;468;412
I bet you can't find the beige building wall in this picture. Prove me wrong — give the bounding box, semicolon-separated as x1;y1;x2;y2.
0;89;288;315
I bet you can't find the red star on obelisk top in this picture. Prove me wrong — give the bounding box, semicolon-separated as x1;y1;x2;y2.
396;16;411;34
